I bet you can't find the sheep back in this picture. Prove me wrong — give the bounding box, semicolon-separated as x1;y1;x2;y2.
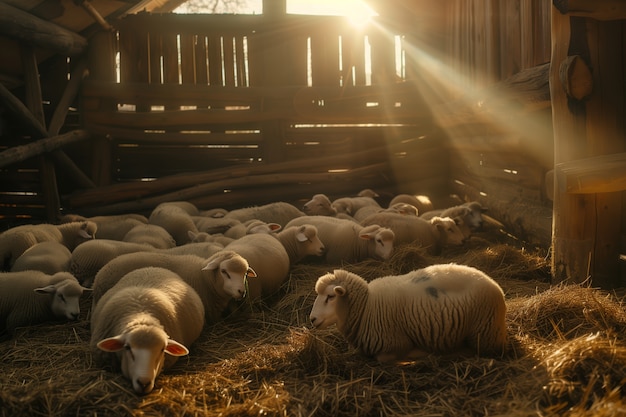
11;241;72;274
224;202;305;226
225;233;290;299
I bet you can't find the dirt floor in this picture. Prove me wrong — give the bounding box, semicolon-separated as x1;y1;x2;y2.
1;224;626;417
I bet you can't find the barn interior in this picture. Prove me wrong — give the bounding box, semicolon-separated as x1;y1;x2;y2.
1;0;626;416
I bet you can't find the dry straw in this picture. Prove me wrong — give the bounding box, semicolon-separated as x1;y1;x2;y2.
1;231;625;416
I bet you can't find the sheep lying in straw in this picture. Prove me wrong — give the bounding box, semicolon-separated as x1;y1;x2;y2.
91;266;205;395
285;216;395;263
0;271;91;336
0;221;96;270
92;251;256;324
309;264;507;362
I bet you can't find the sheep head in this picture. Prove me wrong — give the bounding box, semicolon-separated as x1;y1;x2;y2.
97;324;189;395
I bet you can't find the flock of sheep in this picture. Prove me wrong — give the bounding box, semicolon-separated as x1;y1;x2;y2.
0;189;506;395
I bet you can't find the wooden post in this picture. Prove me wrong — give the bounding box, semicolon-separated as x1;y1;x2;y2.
550;6;625;288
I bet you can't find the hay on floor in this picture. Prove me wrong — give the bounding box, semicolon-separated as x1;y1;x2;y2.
1;235;626;417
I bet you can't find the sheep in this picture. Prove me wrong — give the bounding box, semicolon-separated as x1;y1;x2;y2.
224;202;305;226
59;214;148;241
360;212;466;255
91;250;256;324
357;188;380;198
149;202;199;246
122;224;176;249
224;234;290;300
388;194;434;214
285;216;395;264
188;230;234;247
302;194;336;216
309;264;507;362
0;271;90;336
70;238;226;287
69;239;159;287
274;224;325;264
91;266;204;395
11;241;72;274
0;221;96;270
331;196;381;217
420;201;488;231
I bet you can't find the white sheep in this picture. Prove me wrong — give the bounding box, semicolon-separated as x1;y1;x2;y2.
0;271;90;336
274;224;325;264
360;212;466;255
149;202;199;246
224;202;305;226
188;230;234;247
331;196;381;217
122;223;176;249
91;266;205;395
302;194;336;216
225;233;290;300
420;201;488;232
11;241;72;274
69;239;160;287
388;194;434;214
59;214;149;241
91;250;256;324
0;221;96;270
285;216;395;264
309;264;507;362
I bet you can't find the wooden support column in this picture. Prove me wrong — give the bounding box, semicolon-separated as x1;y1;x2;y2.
550;4;625;288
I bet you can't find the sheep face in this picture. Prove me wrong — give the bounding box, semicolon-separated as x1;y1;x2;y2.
34;280;89;321
464;202;487;230
431;217;465;246
302;194;336;216
97;327;189;395
79;221;98;240
202;252;257;300
295;225;325;257
310;280;345;330
331;199;353;215
359;225;395;260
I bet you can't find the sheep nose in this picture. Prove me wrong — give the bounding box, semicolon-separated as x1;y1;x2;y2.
70;312;79;320
135;378;152;394
310;316;316;324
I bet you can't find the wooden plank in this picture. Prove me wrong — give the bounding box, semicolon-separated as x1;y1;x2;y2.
194;35;209;85
556;153;626;194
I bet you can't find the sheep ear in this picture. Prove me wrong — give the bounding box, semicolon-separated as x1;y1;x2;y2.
188;230;198;240
358;225;378;240
202;252;228;270
246;267;258;278
34;285;57;295
97;336;126;352
333;285;346;297
165;339;189;356
296;228;308;242
453;216;464;226
267;223;282;232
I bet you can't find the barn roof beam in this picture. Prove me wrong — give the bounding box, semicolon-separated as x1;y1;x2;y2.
0;2;87;56
553;0;626;20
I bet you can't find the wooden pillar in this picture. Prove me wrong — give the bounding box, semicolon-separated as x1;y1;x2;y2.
550;4;625;288
87;30;117;186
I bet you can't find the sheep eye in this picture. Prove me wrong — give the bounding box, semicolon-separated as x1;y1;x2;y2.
221;269;231;279
325;295;334;303
58;294;66;303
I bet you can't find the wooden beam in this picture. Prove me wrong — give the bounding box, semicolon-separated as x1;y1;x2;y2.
0;130;91;168
0;82;47;137
559;55;593;100
555;153;626;194
553;0;626;20
0;2;87;56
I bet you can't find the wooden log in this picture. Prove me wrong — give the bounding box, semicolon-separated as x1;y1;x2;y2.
72;162;390;216
0;130;91;168
65;140;413;208
559;55;593;100
0;82;47;137
553;0;626;20
555;152;626;194
0;3;87;56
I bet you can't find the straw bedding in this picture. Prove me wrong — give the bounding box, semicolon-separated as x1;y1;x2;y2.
1;226;625;416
